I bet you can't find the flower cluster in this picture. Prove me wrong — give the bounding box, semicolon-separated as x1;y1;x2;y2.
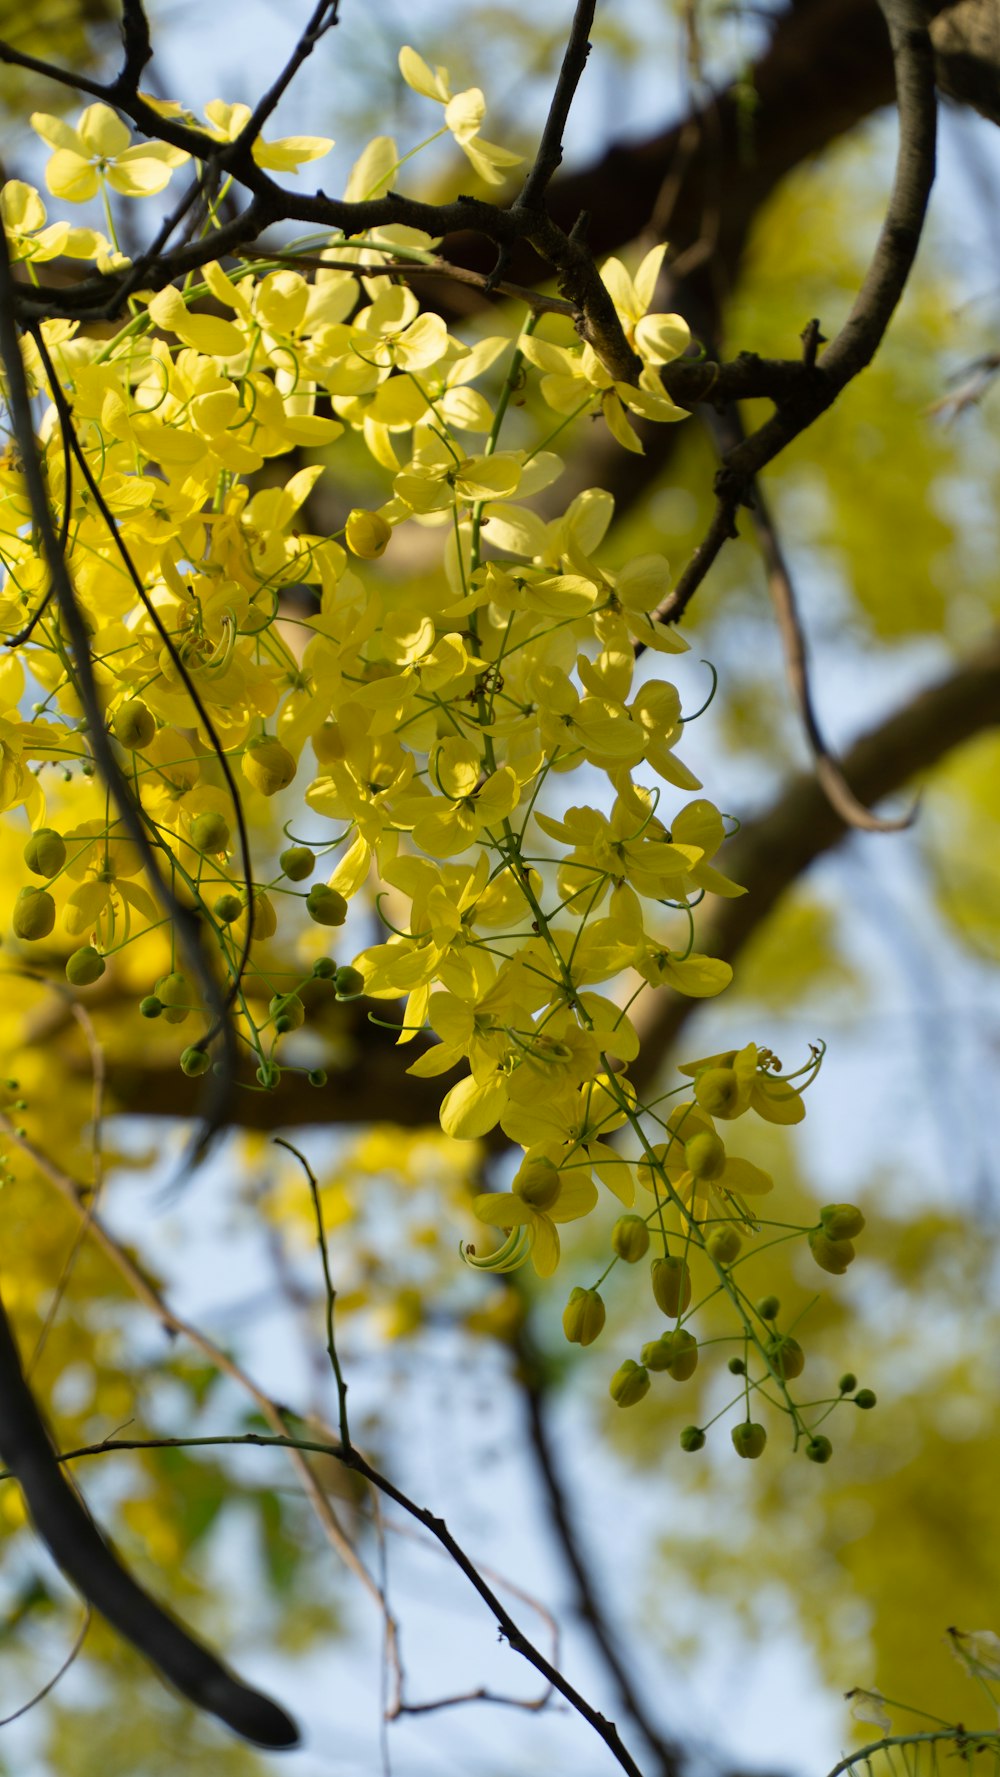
0;62;865;1458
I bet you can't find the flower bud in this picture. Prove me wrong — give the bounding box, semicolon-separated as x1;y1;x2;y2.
612;1214;650;1264
269;993;305;1032
808;1228;855;1274
805;1435;832;1464
180;1046;210;1077
855;1389;877;1410
658;1328;699;1381
706;1225;741;1265
680;1425;705;1453
312;957;337;979
307;884;348;927
765;1334;804;1380
112;699;155;749
562;1286;606;1347
651;1255;691;1317
214;893;243;924
280;845;316;881
242;736;296;796
65;945;105;986
514;1158;560;1211
757;1295;780;1321
139;995;162;1018
24;828;66;878
728;1356;746;1375
609;1360;650;1408
731;1421;767;1459
334;964;365;998
13;887;55;941
838;1373;857;1395
155;972;190;1025
308;1068;327;1088
820;1203;866;1241
345;508;392;558
694;1066;742;1118
190;811;230;853
684;1130;726;1180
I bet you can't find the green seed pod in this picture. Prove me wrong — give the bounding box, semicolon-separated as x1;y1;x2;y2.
155;972;190;1025
612;1214;650;1264
765;1334;805;1380
731;1421;767;1460
728;1356;746;1375
855;1389;877;1410
808;1228;856;1275
139;995;162;1018
684;1130;726;1180
651;1255;691;1318
694;1066;742;1118
706;1225;742;1265
680;1426;706;1453
23;828;66;878
345;508;393;559
180;1046;210;1078
112;699;156;749
658;1328;699;1381
514;1158;561;1212
757;1295;780;1321
280;845;316;881
609;1360;650;1408
838;1373;858;1395
308;1068;327;1088
65;946;105;986
334;964;365;999
242;736;296;797
806;1435;833;1464
190;811;231;853
13;887;55;941
562;1287;606;1347
269;993;305;1032
820;1203;866;1241
312;957;337;979
213;893;243;924
307;884;348;927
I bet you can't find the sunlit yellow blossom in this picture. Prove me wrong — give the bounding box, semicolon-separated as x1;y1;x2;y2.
32;104;188;201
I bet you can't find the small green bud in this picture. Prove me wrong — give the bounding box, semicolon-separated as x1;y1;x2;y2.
308;1068;327;1088
213;893;243;924
611;1214;650;1264
334;964;365;999
312;957;337;979
65;946;105;986
694;1066;742;1118
728;1356;746;1375
706;1225;742;1265
306;884;349;927
190;811;231;853
680;1425;706;1453
765;1335;805;1380
838;1373;857;1395
256;1062;280;1089
684;1130;726;1180
180;1046;210;1078
269;993;305;1032
655;1328;698;1381
820;1203;866;1241
23;828;66;878
280;845;316;881
808;1228;855;1275
609;1360;650;1408
155;972;190;1025
139;995;162;1018
641;1338;672;1372
112;699;155;749
855;1389;877;1410
562;1286;606;1347
13;887;55;941
757;1295;781;1321
806;1435;833;1464
731;1421;767;1460
651;1255;691;1317
242;736;296;797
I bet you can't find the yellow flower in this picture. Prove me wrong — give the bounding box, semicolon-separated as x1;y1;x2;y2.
199;99;332;171
32;104;188;201
639;1102;772;1227
473;1158;598;1277
399;47;523;186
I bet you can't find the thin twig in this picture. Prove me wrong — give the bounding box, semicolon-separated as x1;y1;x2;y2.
517;0;597;213
0;1604;91;1727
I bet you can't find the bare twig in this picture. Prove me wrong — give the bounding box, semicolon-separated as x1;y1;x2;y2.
0;1604;92;1727
517;0;597;213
